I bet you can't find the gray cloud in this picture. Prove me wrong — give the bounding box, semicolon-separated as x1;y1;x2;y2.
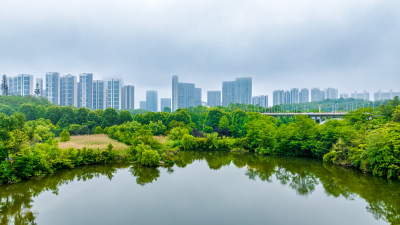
0;0;399;105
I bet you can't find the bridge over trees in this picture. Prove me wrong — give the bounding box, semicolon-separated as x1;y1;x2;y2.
262;112;347;123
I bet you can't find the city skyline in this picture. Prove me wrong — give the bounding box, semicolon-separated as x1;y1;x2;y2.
0;0;399;106
2;72;400;110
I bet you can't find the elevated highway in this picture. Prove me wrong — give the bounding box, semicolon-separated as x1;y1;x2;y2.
261;112;347;122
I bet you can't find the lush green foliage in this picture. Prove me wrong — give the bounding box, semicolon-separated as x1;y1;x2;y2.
94;126;103;134
2;95;400;183
60;129;70;142
0;113;120;184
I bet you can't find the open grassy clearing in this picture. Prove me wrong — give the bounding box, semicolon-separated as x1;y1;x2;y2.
154;135;167;144
58;134;129;151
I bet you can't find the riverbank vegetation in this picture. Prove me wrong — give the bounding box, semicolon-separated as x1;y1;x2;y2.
0;95;400;184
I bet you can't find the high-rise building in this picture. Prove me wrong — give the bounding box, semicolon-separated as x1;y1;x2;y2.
45;72;60;105
107;79;122;110
122;85;135;110
60;75;77;107
284;90;291;104
252;95;268;107
160;98;171;112
273;90;285;106
340;93;349;99
8;74;34;96
172;75;179;111
93;80;106;110
146;90;158;112
299;88;309;103
311;88;325;102
222;77;252;106
78;73;93;108
351;90;370;101
140;101;147;110
234;77;252;105
325;88;338;100
172;76;202;110
35;78;44;97
374;90;400;101
207;91;221;107
178;83;195;108
222;81;236;107
290;88;299;104
195;88;202;107
273;88;308;105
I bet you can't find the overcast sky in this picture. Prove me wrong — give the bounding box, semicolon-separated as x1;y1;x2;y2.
1;0;399;106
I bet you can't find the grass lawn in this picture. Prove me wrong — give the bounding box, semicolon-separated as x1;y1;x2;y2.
58;134;129;151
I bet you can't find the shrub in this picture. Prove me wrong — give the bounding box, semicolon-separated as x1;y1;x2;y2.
140;150;160;166
203;126;213;133
149;121;167;135
94;126;104;134
182;134;196;150
168;127;189;140
60;129;70;142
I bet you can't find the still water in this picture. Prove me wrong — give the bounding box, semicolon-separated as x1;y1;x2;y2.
1;151;399;225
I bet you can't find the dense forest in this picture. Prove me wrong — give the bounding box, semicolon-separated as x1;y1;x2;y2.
0;95;399;184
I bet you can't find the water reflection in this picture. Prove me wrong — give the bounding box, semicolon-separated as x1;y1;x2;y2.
130;164;160;186
0;152;399;225
174;151;400;224
0;164;127;225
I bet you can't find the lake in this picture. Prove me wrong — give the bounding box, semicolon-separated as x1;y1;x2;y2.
1;151;399;225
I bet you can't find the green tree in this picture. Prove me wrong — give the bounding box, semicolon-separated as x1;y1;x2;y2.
75;107;90;124
173;109;191;125
363;123;400;179
186;106;208;130
1;74;9;95
205;108;224;128
379;96;400;119
149;121;167;135
218;116;229;129
393;106;400;122
182;134;196;150
57;107;75;129
142;112;156;125
46;106;62;125
230;109;248;137
119;110;133;124
203;126;213;133
168;127;189;140
0;104;15;116
18;104;36;121
60;129;70;142
94;109;104;118
245;118;277;153
35;105;46;120
101;108;119;128
276;116;317;157
88;111;101;124
140;149;161;166
94;126;104;134
344;108;374;127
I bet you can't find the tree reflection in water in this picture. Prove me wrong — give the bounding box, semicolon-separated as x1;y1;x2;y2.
0;164;126;225
0;152;399;225
174;151;400;224
130;164;160;186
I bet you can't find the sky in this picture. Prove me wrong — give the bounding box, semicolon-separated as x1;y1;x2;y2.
0;0;399;106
